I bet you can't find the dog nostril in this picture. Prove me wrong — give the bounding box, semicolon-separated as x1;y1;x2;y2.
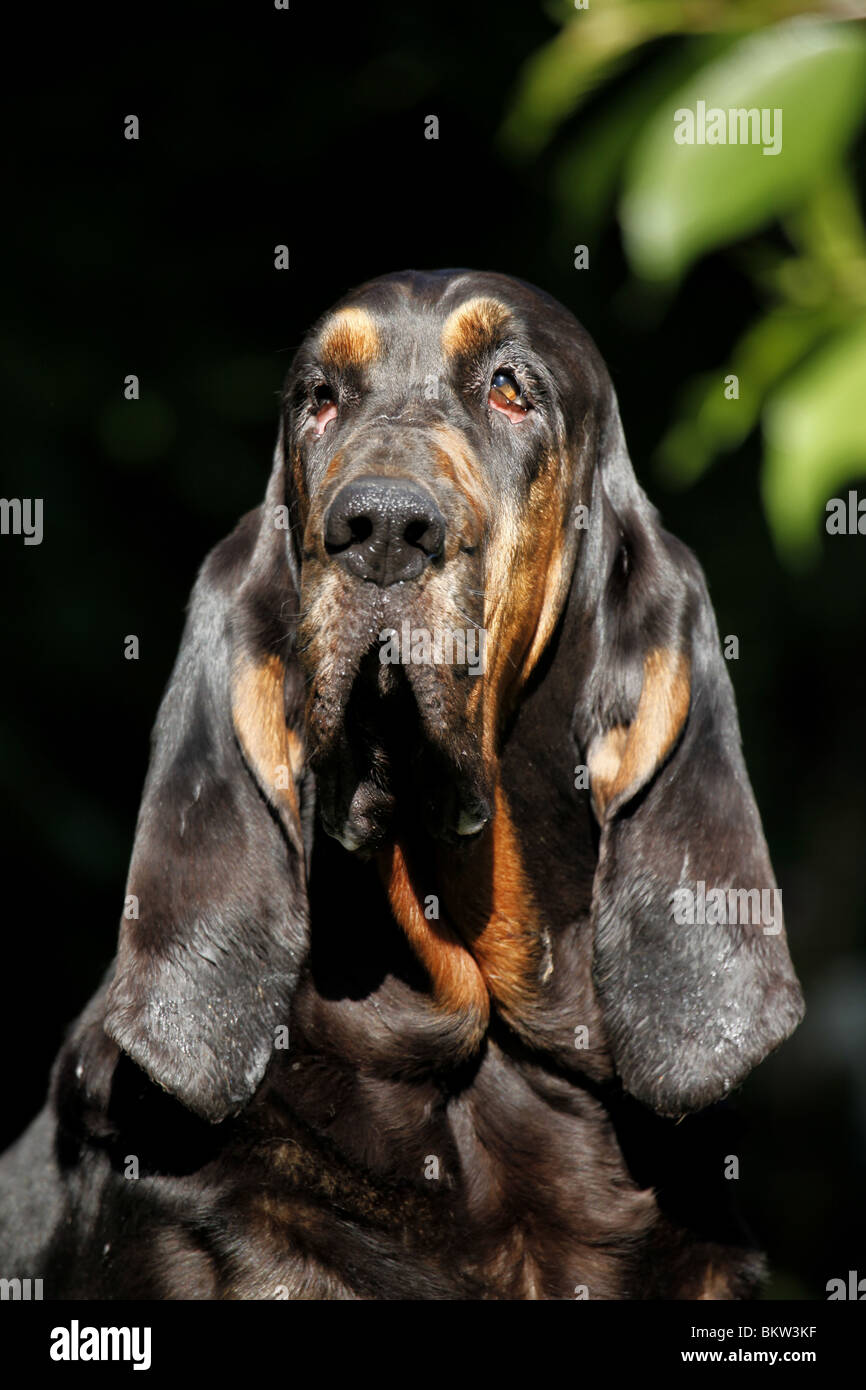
404;518;436;552
348;515;373;544
325;512;373;555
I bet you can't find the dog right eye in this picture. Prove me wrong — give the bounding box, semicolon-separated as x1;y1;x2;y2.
488;369;531;423
312;384;337;436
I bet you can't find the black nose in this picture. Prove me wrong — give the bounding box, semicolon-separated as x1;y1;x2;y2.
323;476;446;586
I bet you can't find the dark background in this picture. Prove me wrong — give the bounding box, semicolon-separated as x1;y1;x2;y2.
1;3;864;1298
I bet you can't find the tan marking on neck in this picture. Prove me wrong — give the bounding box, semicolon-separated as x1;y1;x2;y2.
439;783;543;1023
697;1264;736;1300
380;784;542;1045
378;840;490;1049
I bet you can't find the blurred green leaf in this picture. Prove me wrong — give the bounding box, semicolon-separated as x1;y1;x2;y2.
499;0;825;161
762;317;866;565
656;305;836;487
620;18;866;281
551;39;727;240
499;0;687;161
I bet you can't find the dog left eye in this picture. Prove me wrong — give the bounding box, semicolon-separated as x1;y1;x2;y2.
488;369;530;422
312;384;337;436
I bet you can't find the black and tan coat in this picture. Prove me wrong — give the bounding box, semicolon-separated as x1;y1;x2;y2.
0;270;804;1299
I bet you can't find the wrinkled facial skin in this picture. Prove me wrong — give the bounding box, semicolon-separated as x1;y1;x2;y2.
287;270;601;855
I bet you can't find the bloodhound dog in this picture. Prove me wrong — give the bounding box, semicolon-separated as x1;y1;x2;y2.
0;270;803;1300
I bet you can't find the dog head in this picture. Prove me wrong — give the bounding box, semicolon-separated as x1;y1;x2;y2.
284;270;604;853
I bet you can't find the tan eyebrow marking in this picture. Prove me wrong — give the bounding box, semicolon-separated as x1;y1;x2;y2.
319;307;380;368
441;296;512;358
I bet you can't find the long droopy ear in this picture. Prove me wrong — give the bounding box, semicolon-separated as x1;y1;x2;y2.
573;393;804;1116
104;434;309;1123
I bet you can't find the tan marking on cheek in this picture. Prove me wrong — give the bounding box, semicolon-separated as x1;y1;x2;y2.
480;460;571;756
465;675;485;724
304;557;356;630
475;506;522;766
298;563;341;667
430;423;491;540
441;297;511;359
431;449;485;553
297;565;363;751
296;452;346;556
290;443;309;519
515;516;571;683
377;841;490;1050
588;648;691;820
232;654;304;851
323;450;345;486
319;307;380;369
